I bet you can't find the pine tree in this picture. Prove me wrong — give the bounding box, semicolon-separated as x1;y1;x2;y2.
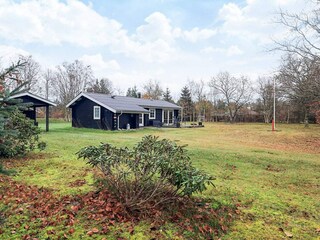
0;61;45;172
178;86;193;121
86;78;113;94
163;87;174;103
126;85;139;98
0;61;28;173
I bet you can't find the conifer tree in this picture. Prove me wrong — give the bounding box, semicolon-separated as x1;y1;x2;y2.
126;85;139;98
178;86;193;121
163;87;174;103
0;61;27;173
0;61;45;172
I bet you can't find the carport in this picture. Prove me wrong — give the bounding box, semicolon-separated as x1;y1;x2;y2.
11;92;57;132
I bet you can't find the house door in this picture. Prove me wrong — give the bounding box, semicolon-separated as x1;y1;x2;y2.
139;113;144;127
163;110;174;125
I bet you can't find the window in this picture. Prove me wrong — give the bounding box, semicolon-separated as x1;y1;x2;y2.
149;109;155;119
93;106;101;120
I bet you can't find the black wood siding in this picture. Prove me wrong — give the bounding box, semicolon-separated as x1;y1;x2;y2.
102;109;114;130
173;110;180;122
17;96;47;107
23;109;36;121
71;97;114;130
144;108;163;126
118;113;139;129
156;109;162;121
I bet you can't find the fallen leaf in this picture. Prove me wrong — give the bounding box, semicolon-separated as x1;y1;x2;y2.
71;205;79;212
92;228;99;233
279;228;293;238
284;231;293;238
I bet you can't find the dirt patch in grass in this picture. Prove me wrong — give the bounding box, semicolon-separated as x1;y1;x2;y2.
2;152;57;169
261;135;320;154
0;174;239;239
69;179;87;187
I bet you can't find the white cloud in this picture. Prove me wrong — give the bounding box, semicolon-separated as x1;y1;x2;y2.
183;27;217;43
219;3;244;22
226;45;243;56
0;0;124;47
0;1;176;63
135;12;176;43
80;54;120;78
0;45;30;64
217;0;310;45
201;45;243;56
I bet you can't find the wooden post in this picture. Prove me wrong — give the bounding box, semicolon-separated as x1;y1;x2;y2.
46;105;49;132
33;106;37;125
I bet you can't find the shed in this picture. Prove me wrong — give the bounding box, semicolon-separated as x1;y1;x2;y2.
11;92;57;131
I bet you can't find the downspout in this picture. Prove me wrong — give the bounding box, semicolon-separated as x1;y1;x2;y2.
117;111;123;130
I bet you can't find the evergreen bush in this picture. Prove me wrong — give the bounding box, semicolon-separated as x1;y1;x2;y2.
78;135;214;212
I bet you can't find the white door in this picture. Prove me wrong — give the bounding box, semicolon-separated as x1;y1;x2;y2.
139;114;144;127
162;110;174;125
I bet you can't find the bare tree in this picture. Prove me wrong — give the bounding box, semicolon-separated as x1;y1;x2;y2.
142;79;163;100
257;77;274;123
42;69;55;99
274;1;320;60
51;60;94;120
188;79;209;121
209;72;253;123
273;2;320;125
188;79;206;102
16;55;41;93
277;54;320;125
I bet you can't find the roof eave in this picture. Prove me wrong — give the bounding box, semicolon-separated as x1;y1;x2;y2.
66;92;117;113
11;92;57;107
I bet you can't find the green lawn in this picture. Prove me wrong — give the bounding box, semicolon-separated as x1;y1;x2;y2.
1;122;319;239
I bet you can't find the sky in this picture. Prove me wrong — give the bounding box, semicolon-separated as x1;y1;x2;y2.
0;0;312;99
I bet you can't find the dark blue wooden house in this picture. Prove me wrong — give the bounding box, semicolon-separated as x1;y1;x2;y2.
66;92;181;130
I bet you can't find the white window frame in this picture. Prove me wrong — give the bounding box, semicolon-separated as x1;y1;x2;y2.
139;113;144;127
149;108;156;119
162;109;174;125
93;106;101;120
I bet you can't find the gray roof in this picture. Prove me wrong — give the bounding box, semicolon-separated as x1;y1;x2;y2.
67;92;180;113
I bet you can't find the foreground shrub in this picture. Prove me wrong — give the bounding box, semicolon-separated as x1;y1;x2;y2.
0;110;46;158
0;61;46;159
78;135;214;212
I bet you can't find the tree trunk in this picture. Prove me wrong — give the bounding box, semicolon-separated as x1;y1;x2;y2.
304;107;309;128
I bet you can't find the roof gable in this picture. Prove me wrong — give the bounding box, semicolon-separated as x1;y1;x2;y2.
11;92;57;106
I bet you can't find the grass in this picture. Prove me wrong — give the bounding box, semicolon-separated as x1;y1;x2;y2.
1;121;320;239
